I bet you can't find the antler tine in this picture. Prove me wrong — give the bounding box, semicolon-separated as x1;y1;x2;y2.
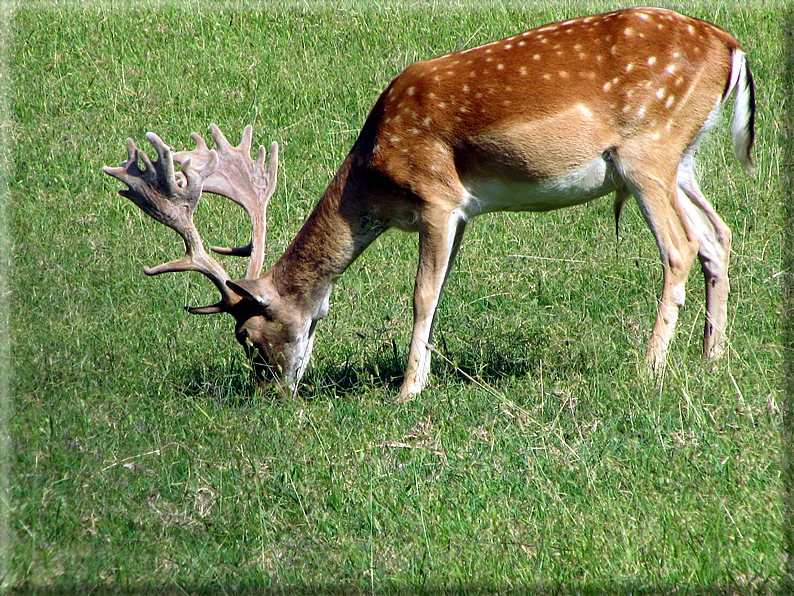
103;133;240;315
173;124;279;280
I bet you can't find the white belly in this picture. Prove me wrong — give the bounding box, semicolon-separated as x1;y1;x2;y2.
461;154;620;216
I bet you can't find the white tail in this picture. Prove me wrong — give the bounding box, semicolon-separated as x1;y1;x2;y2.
728;50;755;172
105;7;755;400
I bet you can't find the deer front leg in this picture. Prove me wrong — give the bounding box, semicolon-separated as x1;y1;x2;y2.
398;209;467;401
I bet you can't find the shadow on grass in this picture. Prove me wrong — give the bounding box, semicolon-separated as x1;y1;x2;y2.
432;329;548;385
299;329;559;399
300;348;406;399
168;323;602;403
178;358;263;407
172;329;566;404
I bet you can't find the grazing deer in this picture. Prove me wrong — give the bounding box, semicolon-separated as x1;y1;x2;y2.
104;7;754;401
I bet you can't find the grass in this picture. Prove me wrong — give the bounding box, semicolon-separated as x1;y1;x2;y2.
5;0;786;593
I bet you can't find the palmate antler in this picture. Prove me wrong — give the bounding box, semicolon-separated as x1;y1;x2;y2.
103;125;278;315
174;124;278;282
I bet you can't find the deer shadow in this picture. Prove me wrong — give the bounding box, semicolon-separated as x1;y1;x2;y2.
175;326;597;404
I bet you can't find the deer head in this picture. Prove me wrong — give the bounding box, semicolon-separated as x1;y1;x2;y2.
102;125;315;393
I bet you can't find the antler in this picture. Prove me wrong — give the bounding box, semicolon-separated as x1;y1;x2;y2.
103;132;240;314
173;124;279;280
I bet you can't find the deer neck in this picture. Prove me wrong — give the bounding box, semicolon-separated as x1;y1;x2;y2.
270;152;386;314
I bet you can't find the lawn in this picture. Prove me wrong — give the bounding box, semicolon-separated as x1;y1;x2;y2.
4;1;786;593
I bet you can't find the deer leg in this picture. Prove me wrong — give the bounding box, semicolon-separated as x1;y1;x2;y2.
629;171;699;374
398;208;467;401
676;162;731;362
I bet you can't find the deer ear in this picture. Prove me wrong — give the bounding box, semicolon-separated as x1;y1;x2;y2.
226;279;273;308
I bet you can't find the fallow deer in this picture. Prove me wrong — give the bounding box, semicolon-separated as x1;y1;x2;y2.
104;7;755;400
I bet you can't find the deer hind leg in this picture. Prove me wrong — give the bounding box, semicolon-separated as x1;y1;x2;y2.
627;168;699;374
398;207;467;401
676;155;732;362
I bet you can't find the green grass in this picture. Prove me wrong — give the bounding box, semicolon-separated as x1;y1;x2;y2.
5;1;785;593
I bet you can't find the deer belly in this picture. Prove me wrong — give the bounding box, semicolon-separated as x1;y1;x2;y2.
462;154;619;216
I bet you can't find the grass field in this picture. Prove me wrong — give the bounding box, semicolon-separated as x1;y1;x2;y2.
5;1;787;593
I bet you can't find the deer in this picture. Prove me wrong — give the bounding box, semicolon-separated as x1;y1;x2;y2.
104;7;755;401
